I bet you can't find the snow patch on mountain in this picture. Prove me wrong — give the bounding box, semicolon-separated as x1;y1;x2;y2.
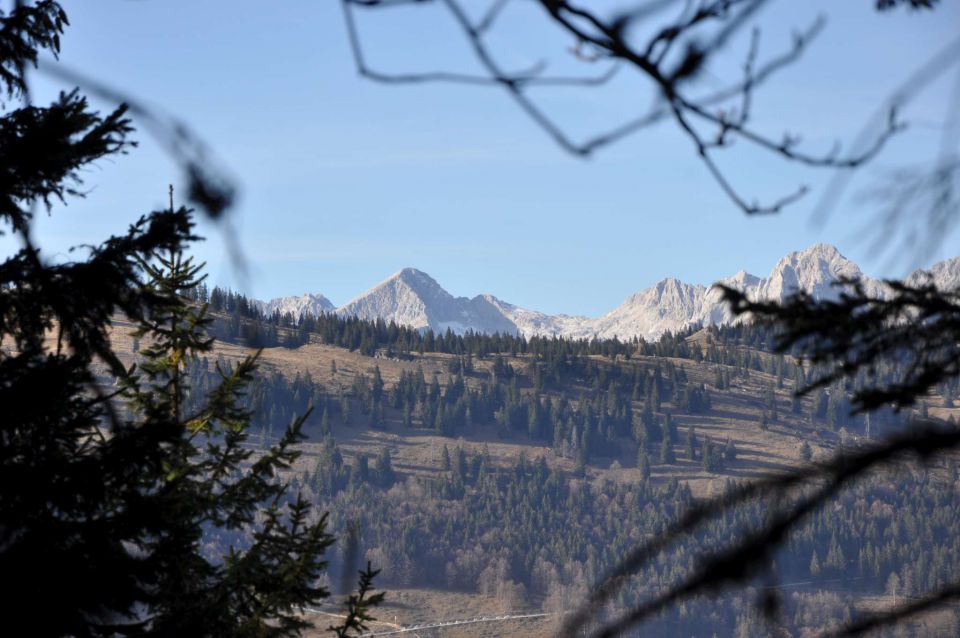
255;245;960;341
257;293;335;320
478;294;589;338
753;243;885;303
336;268;519;335
907;256;960;291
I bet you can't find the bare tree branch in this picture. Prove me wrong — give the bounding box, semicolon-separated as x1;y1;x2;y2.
344;0;906;214
821;579;960;637
719;278;960;412
813;34;960;262
564;422;960;637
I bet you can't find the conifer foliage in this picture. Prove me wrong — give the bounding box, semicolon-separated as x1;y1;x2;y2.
0;3;379;635
122;250;361;637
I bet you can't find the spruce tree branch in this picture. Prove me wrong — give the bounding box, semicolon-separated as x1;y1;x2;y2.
36;60;237;219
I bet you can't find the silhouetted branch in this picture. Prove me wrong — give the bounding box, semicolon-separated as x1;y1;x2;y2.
813;34;960;263
859;157;960;265
876;0;940;11
564;422;960;637
37;61;237;220
561;264;960;636
328;561;386;637
822;580;960;636
719;278;960;412
344;0;907;214
341;0;618;88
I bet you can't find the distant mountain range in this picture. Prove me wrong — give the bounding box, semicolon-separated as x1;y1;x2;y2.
256;244;960;341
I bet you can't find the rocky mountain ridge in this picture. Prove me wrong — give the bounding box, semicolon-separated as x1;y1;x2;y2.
258;244;960;341
256;293;335;321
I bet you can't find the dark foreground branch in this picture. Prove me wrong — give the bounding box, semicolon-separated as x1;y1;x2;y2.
718;278;960;412
564;423;960;637
344;0;910;215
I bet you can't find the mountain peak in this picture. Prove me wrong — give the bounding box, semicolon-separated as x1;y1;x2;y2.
718;269;761;289
796;242;844;261
257;292;335;320
753;242;867;303
338;268;518;335
907;256;960;291
775;243;853;274
394;266;429;279
256;244;959;342
386;267;445;291
383;268;453;305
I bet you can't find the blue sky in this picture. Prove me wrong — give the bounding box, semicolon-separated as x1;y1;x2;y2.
7;1;960;316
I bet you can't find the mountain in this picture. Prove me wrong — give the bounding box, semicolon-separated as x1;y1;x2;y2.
587;278;710;341
907;256;960;291
336;268;519;335
257;293;335;320
477;294;590;338
587;244;883;341
752;243;887;302
257;244;960;341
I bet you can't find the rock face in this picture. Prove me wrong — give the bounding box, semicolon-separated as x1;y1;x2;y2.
477;294;590;338
907;256;960;291
259;244;960;341
587;278;710;341
257;293;335;321
336;268;519;335
753;243;886;303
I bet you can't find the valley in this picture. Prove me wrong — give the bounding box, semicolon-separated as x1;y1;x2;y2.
98;302;960;637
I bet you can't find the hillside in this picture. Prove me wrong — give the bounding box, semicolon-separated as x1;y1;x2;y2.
105;317;860;496
93;309;960;637
104;315;959;496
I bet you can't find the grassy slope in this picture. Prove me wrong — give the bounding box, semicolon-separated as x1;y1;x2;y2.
105;317;960;497
94;318;960;635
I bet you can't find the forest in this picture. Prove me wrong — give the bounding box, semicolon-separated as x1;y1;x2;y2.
175;291;960;636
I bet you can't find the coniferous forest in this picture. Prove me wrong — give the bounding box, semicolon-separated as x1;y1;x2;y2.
167;288;960;636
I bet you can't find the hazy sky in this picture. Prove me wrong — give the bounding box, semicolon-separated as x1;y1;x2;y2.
8;1;960;315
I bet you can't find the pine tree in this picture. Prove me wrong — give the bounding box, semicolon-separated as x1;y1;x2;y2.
659;433;675;465
0;8;382;628
341;392;352;426
369;399;384;429
664;412;678;443
127;250;382;635
354;454;370;485
454;447;468;483
321;405;331;436
372;365;384;404
685;426;698;460
723;438;737;464
0;7;229;632
637;448;651;482
440;444;451;470
701;438;713;471
375;447;396;487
